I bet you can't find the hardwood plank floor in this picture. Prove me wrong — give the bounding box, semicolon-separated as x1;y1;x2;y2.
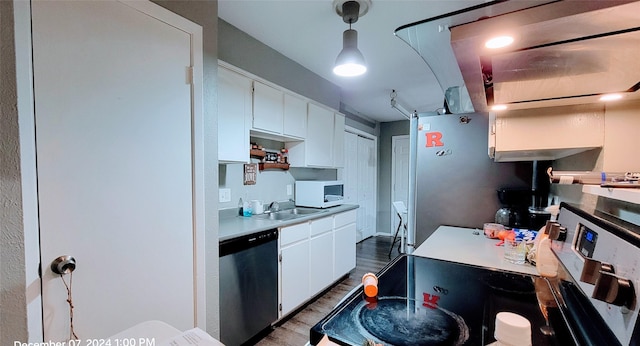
255;235;401;346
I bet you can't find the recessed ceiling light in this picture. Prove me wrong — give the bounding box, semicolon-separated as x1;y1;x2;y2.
491;104;508;111
485;36;514;49
599;93;623;101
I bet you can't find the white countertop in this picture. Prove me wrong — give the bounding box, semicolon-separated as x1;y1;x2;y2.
413;225;538;276
218;204;359;242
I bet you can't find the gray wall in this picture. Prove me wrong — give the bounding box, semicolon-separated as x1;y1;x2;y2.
1;1;28;343
377;120;410;235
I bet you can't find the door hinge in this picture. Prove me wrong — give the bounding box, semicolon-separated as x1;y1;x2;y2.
187;66;194;85
279;303;282;311
278;254;282;262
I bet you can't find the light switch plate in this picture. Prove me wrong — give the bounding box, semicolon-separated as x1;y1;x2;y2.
219;188;231;203
286;184;292;196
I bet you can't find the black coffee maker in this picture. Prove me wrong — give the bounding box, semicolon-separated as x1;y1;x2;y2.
495;188;531;228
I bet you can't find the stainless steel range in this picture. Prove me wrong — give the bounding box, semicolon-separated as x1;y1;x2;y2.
310;202;640;345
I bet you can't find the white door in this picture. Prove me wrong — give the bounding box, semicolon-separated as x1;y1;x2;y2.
32;1;202;340
358;136;376;239
343;132;358;205
391;136;410;234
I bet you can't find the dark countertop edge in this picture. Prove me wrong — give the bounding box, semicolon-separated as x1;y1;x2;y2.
218;204;359;242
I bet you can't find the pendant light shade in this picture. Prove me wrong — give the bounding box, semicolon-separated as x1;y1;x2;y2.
333;29;367;77
332;0;369;77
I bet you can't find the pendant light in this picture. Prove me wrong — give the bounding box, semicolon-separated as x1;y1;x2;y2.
333;0;369;77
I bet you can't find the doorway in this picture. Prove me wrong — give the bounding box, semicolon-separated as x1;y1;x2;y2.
391;136;410;234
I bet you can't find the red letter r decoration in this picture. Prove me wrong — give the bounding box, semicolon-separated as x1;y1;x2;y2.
425;132;444;147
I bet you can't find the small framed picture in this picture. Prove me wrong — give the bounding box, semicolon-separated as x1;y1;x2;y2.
244;163;257;185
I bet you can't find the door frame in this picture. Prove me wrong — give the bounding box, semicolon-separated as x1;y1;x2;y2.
391;135;410;235
14;1;205;340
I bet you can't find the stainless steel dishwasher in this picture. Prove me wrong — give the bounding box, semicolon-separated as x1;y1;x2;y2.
219;228;278;346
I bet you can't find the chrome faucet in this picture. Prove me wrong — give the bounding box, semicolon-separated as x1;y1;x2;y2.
268;201;280;212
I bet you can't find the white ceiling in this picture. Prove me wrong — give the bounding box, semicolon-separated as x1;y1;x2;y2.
218;0;485;123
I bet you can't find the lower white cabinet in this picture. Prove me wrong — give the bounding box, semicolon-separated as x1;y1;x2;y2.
278;210;357;318
334;225;357;279
309;231;334;296
279;222;310;316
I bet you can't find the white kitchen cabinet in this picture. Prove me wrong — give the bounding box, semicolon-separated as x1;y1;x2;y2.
283;93;307;139
279;222;310;316
306;103;335;167
334;210;357;279
309;231;334;296
286;104;342;168
333;113;345;168
309;216;334;296
489;105;604;162
277;209;357;319
218;65;251;163
253;81;284;135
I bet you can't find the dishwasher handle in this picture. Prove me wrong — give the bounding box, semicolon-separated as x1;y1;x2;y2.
219;229;278;257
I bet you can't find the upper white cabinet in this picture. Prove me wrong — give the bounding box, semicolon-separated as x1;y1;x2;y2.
252;81;284;135
218;61;343;167
287;104;344;168
306;103;335;167
489;105;605;162
218;66;252;163
252;83;307;141
283;93;307;139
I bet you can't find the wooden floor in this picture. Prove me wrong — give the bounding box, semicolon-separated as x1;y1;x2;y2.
256;235;401;346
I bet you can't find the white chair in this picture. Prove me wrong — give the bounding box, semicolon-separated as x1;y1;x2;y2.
389;201;408;258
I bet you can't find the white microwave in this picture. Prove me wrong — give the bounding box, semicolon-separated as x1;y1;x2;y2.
294;180;344;208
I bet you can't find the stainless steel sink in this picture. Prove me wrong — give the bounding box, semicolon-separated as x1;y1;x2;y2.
254;208;322;221
255;212;297;221
281;208;321;215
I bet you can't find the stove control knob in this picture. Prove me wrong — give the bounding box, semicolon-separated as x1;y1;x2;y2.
580;258;614;285
547;223;561;240
592;271;635;309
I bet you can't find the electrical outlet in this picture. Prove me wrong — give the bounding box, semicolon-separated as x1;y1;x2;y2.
219;188;231;203
286;184;292;196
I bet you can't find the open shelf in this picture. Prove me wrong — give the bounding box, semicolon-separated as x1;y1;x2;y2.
582;185;640;204
250;149;266;158
259;162;289;171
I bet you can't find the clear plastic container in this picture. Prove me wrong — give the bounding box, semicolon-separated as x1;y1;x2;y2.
504;239;527;265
